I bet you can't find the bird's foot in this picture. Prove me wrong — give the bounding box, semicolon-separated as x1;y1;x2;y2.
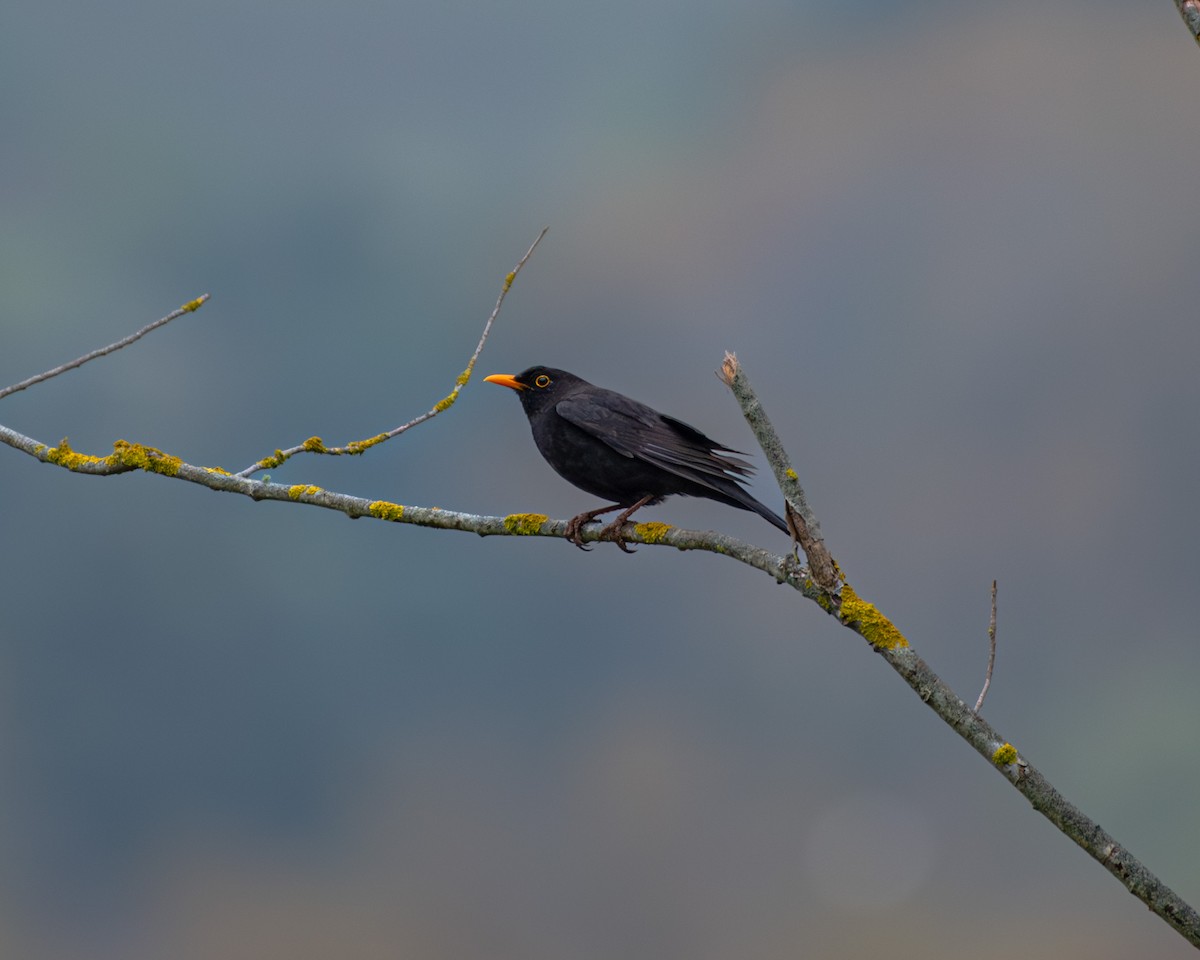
565;505;622;551
597;495;654;554
564;499;653;553
598;518;636;553
564;512;596;551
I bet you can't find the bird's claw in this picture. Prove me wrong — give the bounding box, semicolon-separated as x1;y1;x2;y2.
564;515;593;550
562;518;634;552
600;519;636;553
564;503;644;553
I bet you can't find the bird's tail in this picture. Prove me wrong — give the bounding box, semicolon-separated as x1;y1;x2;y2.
743;493;789;534
712;481;789;534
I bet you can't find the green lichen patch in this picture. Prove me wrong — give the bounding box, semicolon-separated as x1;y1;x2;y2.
633;521;672;544
433;393;457;412
992;743;1019;767
368;500;405;522
302;436;327;453
503;513;548;536
838;583;908;649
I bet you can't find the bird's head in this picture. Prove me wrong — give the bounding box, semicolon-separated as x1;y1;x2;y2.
484;366;584;416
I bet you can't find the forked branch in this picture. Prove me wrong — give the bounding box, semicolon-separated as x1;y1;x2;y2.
718;354;1200;949
233;226;549;477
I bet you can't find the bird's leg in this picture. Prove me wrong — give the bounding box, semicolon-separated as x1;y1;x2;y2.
598;495;655;553
564;504;622;550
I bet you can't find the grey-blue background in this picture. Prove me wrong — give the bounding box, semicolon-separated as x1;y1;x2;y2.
4;2;1199;957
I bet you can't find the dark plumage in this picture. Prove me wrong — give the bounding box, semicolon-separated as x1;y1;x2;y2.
484;366;788;551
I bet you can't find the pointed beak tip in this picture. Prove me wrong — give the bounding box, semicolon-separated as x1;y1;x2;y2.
484;374;525;391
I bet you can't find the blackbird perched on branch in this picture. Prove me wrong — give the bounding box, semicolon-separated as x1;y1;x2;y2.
484;366;788;552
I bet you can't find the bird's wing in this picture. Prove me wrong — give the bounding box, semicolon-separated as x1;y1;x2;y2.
555;393;755;490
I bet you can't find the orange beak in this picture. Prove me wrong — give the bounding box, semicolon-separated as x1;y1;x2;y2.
483;374;526;391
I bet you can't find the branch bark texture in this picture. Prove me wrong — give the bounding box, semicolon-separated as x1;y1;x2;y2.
1177;0;1200;44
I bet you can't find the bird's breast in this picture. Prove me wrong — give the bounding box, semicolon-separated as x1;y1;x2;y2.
529;412;674;505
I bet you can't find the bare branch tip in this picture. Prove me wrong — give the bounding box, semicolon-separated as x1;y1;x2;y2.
718;351;739;386
973;579;999;714
518;226;550;266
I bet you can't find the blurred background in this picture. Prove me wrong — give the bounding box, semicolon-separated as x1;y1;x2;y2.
3;1;1199;957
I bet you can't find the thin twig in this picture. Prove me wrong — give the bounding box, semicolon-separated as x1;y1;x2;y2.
0;295;209;401
974;580;998;714
234;227;549;478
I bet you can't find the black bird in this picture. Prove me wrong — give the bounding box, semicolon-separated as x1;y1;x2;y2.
484;366;788;551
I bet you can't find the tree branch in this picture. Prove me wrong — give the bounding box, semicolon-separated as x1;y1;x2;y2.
0;421;814;589
1176;0;1200;45
718;351;838;590
0;295;209;400
719;354;1200;949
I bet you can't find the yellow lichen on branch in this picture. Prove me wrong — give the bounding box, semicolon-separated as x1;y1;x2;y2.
46;438;107;471
256;449;287;470
503;513;548;536
839;583;908;649
634;521;672;544
109;440;182;475
46;438;182;476
347;433;389;455
368;500;405;522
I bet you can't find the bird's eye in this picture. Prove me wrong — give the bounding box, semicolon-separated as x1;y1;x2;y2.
534;374;551;388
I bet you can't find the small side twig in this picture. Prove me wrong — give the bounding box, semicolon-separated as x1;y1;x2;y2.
0;295;209;401
235;226;549;478
974;580;998;714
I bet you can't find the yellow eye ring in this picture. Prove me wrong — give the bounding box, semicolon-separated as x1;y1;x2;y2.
534;374;551;388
